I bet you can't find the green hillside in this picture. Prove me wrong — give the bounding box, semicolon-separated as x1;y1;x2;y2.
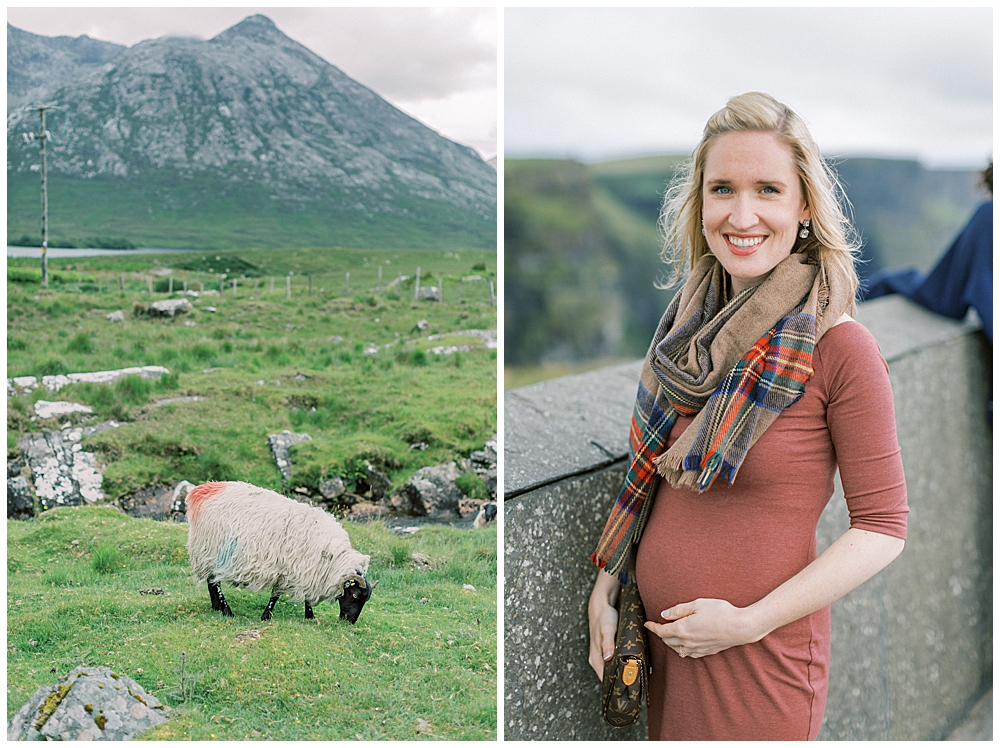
8;172;496;251
505;155;983;370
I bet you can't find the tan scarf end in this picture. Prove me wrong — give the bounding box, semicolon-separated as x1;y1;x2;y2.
652;450;684;481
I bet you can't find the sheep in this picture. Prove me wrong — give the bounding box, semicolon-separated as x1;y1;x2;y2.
473;502;497;529
186;481;377;623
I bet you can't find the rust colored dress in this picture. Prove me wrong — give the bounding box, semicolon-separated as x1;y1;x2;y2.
635;321;908;741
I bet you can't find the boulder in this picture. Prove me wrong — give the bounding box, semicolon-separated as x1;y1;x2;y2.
106;310;126;323
345;501;389;521
33;401;94;420
266;430;312;484
319;477;345;500
7;666;169;741
18;428;106;510
7;476;34;520
37;366;170;395
401;462;464;518
169;480;195;521
147;299;192;317
361;461;392;500
119;484;174;520
416;286;440;302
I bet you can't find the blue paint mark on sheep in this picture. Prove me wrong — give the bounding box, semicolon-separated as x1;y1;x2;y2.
215;536;238;576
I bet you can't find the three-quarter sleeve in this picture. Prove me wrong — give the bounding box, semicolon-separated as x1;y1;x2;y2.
818;322;908;539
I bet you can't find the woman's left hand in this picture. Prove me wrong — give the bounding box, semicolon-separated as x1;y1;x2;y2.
644;598;760;659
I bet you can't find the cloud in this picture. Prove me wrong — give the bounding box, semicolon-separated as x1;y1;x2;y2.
505;7;992;167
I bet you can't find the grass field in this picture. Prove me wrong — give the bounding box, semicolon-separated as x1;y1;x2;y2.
7;245;498;739
7;247;496;499
7;506;497;740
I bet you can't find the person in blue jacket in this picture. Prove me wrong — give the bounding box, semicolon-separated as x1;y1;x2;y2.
862;162;992;342
862;162;991;423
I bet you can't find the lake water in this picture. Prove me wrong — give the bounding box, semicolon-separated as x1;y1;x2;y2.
7;247;203;258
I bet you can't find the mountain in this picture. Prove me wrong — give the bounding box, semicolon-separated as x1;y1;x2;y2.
7;15;496;250
505;156;984;366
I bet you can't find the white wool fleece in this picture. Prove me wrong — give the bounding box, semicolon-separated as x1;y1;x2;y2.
188;482;369;604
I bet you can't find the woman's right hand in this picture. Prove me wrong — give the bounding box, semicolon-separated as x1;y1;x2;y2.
588;569;621;681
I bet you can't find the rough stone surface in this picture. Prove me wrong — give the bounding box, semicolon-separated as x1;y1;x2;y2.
503;295;992;741
344;501;389;521
6;665;170;741
7;476;34;519
469;435;498;499
361;461;392;500
7;366;171;397
17;420;121;510
106;310;126;322
170;480;195;521
266;430;312;483
119;484;174;520
416;286;440;302
319;476;345;500
427;329;498;349
34;400;94;420
402;462;464;517
504;360;642;496
148;298;192;317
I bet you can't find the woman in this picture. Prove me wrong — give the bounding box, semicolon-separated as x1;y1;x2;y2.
587;92;908;740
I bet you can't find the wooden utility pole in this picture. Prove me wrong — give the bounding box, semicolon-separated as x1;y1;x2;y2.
36;106;58;287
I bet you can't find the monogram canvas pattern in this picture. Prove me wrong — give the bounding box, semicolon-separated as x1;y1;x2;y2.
601;576;650;727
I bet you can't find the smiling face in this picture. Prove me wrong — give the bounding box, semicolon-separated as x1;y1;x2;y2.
701;130;810;294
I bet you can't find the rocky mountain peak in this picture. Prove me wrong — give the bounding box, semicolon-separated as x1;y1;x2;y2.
212;13;282;43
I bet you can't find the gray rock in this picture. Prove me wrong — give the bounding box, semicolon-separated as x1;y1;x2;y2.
17;423;120;510
470;435;498;499
170;480;195;519
119;484;173;520
33;400;94;420
6;665;170;741
415;319;429;331
148;298;192;317
267;430;312;484
7;476;34;519
402;462;463;517
8;456;26;479
106;310;126;323
362;461;392;500
22;366;171;395
319;476;345;500
416;286;440;302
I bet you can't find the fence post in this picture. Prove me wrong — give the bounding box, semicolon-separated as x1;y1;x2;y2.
308;272;312;296
438;276;442;303
458;277;463;304
168;276;173;294
232;278;237;296
489;275;495;306
415;267;421;300
200;281;204;293
377;265;382;293
147;276;152;294
346;272;350;295
183;279;188;292
270;277;275;294
119;274;124;291
219;275;224;293
254;278;258;293
286;275;291;300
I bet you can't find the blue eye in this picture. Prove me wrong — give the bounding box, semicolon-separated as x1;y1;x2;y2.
761;185;779;194
711;185;732;194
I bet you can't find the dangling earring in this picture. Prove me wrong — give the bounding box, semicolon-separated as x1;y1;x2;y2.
799;219;810;239
701;218;706;237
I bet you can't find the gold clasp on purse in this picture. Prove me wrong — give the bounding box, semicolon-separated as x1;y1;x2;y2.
621;657;639;686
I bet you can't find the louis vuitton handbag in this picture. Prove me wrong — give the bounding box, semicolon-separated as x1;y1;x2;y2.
600;547;650;727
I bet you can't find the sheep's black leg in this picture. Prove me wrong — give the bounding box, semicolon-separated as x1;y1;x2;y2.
261;594;280;621
304;601;314;619
208;579;234;617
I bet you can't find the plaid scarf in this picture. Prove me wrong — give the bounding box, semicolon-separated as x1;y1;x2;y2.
591;253;852;578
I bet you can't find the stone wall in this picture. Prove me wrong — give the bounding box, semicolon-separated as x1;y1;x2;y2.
503;295;992;740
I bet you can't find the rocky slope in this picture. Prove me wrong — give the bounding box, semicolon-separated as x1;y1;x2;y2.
7;15;496;248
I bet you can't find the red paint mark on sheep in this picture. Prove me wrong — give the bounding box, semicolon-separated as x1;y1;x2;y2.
186;481;227;523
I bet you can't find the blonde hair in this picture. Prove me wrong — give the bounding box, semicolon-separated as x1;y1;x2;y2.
659;92;860;305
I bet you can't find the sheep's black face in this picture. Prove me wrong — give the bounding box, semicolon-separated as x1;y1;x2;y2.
339;578;375;624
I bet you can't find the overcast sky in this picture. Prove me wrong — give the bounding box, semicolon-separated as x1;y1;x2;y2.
506;7;992;169
7;7;497;160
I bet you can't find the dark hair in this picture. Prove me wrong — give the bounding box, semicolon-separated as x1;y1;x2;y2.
981;161;992;195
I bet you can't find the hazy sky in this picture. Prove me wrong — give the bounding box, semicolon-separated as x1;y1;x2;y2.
506;7;992;169
7;7;498;160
